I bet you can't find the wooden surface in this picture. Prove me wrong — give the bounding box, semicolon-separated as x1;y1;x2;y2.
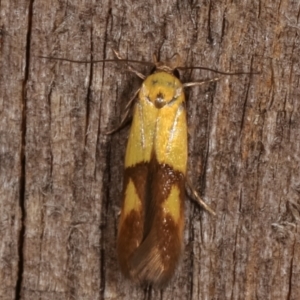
1;0;300;299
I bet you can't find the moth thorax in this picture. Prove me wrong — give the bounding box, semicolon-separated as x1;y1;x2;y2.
154;92;166;108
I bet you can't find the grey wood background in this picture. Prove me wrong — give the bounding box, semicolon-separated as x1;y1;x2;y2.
1;0;300;299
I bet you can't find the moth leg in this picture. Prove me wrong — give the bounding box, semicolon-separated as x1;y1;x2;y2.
113;50;146;80
183;77;221;88
105;88;140;135
186;179;216;216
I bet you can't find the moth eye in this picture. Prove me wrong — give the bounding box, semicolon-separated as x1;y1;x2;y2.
173;69;180;79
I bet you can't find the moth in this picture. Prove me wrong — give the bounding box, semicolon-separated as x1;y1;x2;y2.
112;52;250;287
39;52;254;287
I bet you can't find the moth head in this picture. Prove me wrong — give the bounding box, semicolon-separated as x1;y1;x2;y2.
151;53;181;79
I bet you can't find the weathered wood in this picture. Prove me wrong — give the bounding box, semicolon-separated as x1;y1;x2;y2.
1;0;300;299
0;0;32;299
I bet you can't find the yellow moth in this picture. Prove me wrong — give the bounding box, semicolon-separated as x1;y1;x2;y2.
113;52;247;287
39;52;254;287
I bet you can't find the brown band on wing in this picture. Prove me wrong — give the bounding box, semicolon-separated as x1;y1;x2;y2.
118;153;186;286
129;212;183;287
117;209;144;278
143;152;185;236
129;153;186;287
117;162;148;278
122;161;149;204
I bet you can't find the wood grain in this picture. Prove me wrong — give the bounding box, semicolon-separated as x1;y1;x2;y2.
1;0;300;299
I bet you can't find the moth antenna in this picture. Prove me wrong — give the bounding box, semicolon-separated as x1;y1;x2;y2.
37;56;118;64
177;66;260;76
37;55;154;66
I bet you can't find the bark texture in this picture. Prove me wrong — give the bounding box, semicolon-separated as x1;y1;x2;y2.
1;0;300;299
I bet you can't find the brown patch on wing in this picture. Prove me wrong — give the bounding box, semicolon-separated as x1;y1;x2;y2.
143;155;185;238
123;162;149;204
129;212;183;287
117;153;186;287
117;209;143;278
117;162;148;278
